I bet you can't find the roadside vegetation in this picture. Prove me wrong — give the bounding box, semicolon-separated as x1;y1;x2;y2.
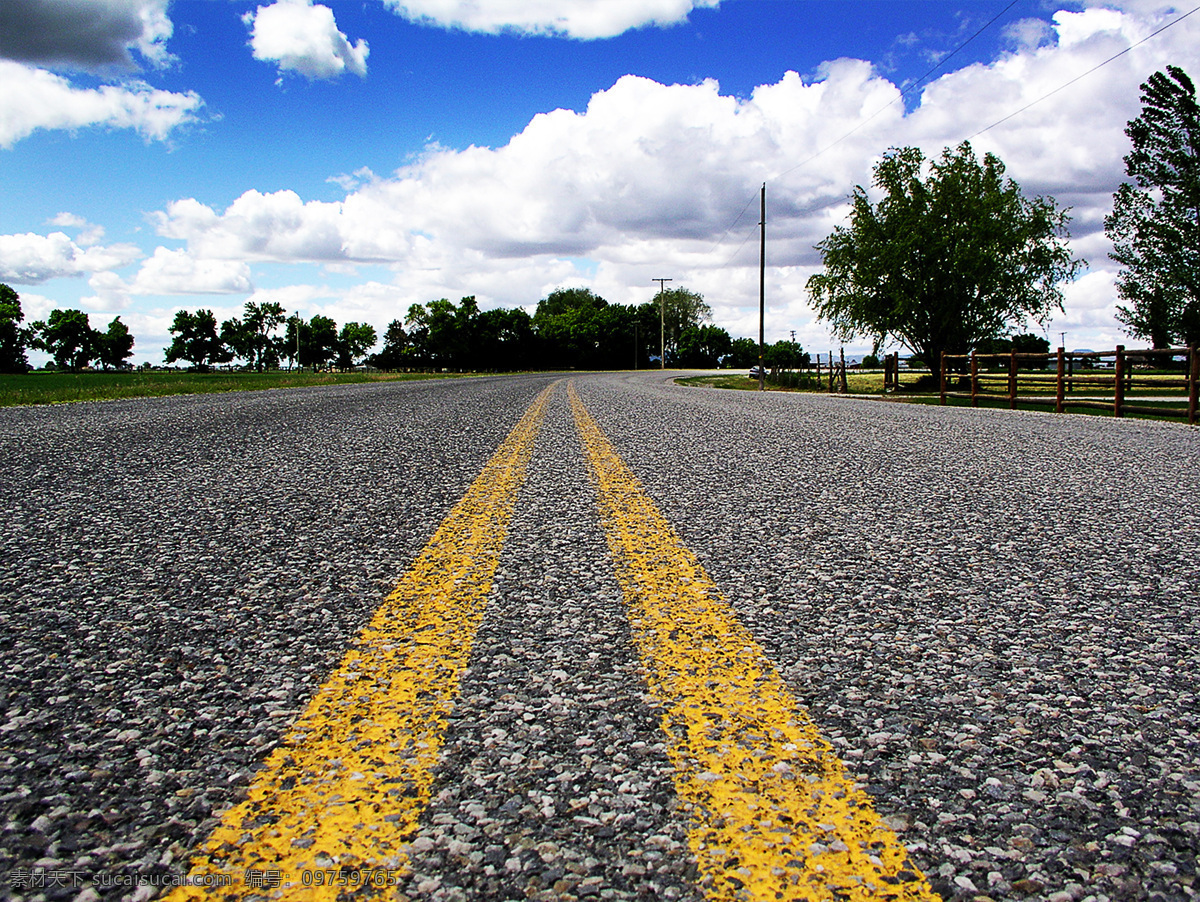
0;370;455;408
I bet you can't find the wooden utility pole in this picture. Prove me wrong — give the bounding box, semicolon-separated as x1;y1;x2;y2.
758;183;766;392
653;278;672;369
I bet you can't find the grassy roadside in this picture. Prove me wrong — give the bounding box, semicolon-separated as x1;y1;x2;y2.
0;371;461;407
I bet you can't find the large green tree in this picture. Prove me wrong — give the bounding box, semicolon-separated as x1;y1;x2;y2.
96;317;134;370
1106;66;1200;348
31;309;97;372
0;284;29;374
337;322;377;369
807;142;1083;372
654;287;712;365
243;301;287;371
165;309;232;370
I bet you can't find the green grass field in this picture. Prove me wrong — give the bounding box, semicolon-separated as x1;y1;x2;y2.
0;370;457;407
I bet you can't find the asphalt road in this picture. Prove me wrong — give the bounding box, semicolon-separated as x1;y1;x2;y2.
1;372;1197;902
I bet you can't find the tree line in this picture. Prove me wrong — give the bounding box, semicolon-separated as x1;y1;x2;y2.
0;283;810;375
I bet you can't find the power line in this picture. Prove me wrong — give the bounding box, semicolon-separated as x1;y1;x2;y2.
769;0;1020;184
705;0;1020;264
967;2;1200;139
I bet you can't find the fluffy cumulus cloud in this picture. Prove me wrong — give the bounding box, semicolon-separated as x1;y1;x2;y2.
0;60;203;147
0;0;173;70
0;231;141;284
244;0;369;81
383;0;720;39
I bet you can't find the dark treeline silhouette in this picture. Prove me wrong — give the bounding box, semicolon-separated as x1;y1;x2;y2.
368;287;771;371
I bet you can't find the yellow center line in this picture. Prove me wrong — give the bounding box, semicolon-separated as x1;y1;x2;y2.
167;383;555;900
568;383;938;902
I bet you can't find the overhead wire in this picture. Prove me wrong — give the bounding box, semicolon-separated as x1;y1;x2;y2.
966;2;1200;139
705;0;1020;262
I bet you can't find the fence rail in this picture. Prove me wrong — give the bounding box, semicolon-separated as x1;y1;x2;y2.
939;345;1200;425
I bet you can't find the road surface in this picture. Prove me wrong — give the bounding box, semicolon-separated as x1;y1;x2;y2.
1;372;1197;901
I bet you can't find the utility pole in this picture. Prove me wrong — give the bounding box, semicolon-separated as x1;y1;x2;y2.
758;183;766;392
653;278;672;369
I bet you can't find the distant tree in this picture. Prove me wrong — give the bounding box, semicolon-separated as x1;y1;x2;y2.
305;315;340;369
165;309;232;370
807;142;1082;375
0;284;29;373
337;322;377;369
976;332;1051;356
861;354;881;369
533;287;609;368
31;309;97;372
370;319;409;369
475;307;536;370
764;340;810;370
729;337;759;369
220;316;254;367
656;287;711;364
1106;66;1200;348
96;317;134;370
242;301;286;371
677;324;733;368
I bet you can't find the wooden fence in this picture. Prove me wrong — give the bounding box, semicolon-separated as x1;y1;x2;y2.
939;345;1200;425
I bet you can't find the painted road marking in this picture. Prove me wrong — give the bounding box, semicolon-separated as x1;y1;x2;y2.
568;383;937;902
167;384;554;901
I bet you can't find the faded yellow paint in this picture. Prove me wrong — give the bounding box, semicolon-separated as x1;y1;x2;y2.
568;383;938;902
167;384;554;901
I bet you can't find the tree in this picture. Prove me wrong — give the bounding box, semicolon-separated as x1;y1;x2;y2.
165;309;232;370
807;142;1083;375
31;309;97;372
220;316;254;367
763;340;810;370
96;317;134;370
242;301;286;371
729;337;759;368
337;322;377;369
0;284;29;374
1106;66;1200;348
305;315;339;369
677;324;733;368
370;319;409;369
655;287;712;365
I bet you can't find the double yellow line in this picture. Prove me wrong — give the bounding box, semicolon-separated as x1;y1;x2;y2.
171;381;936;901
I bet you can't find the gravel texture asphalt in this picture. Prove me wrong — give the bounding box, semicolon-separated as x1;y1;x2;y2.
1;371;1197;902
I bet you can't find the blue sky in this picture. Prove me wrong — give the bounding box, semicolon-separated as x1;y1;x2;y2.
2;0;1199;364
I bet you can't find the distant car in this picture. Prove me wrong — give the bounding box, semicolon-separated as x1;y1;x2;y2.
749;366;767;378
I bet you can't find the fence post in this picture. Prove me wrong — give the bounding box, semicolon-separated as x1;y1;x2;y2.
1056;347;1065;414
940;352;947;405
1009;349;1018;410
970;353;979;407
839;347;848;394
1189;345;1198;426
1114;345;1125;418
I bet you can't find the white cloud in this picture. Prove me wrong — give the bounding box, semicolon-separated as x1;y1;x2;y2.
244;0;368;81
0;60;203;147
134;1;1200;356
48;213;106;247
0;0;174;70
384;0;720;39
82;248;254;309
0;231;141;283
